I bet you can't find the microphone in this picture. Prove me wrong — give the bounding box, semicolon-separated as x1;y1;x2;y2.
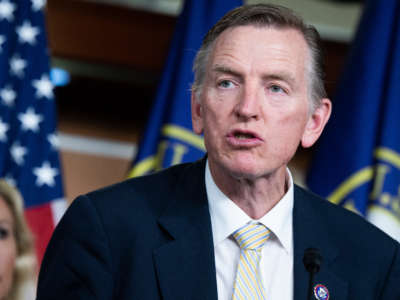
303;248;322;300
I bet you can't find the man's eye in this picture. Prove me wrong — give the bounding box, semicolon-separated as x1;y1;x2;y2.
269;85;285;93
218;80;234;89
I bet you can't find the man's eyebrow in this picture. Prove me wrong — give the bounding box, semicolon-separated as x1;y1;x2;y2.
263;73;296;86
211;65;242;77
211;65;297;86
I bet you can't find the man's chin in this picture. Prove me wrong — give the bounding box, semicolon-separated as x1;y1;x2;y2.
209;154;275;180
222;162;267;180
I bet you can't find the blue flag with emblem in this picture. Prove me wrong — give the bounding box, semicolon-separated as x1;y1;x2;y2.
0;0;65;261
129;0;242;177
307;0;400;241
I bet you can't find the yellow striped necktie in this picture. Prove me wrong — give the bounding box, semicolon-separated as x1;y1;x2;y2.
232;223;271;300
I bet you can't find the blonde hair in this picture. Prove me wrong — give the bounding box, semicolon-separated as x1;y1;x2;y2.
0;180;36;300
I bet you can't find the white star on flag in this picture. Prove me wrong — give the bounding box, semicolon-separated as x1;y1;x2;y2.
0;35;5;52
10;55;27;78
0;117;9;142
33;161;58;187
1;0;66;263
18;107;43;132
16;21;40;45
10;142;28;165
1;86;16;107
32;74;53;99
0;0;16;22
47;133;60;150
31;0;46;11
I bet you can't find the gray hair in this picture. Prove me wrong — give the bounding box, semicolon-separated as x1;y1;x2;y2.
192;4;327;111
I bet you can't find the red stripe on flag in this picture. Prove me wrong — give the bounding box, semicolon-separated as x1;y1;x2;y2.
25;204;55;264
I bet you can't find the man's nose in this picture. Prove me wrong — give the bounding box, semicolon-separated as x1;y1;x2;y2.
234;83;260;120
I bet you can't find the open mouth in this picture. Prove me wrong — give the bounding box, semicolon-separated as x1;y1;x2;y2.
234;132;256;139
227;130;263;147
230;129;260;140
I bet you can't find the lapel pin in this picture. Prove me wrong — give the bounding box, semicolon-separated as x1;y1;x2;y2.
314;284;329;300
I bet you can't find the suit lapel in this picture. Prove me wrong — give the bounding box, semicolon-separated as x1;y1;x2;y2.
153;164;349;300
154;159;218;300
293;186;348;300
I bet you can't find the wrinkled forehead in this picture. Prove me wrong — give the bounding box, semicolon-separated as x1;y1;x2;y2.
208;25;310;76
213;23;308;50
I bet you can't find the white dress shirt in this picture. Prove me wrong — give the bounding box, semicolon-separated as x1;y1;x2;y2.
205;161;294;300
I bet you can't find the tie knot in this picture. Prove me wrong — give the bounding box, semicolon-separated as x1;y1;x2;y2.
233;223;271;250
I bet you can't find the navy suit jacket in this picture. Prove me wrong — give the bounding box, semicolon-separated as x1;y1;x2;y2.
37;159;400;299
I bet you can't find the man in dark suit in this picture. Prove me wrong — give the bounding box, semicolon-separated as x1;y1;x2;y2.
37;4;400;300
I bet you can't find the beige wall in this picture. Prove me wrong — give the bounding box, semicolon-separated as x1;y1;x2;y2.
60;150;132;205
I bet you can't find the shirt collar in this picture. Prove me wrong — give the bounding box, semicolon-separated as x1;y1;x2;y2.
206;160;293;253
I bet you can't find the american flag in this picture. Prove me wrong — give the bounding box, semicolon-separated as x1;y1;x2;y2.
0;0;65;262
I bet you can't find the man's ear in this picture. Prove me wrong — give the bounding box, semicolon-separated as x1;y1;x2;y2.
301;98;332;148
191;92;204;134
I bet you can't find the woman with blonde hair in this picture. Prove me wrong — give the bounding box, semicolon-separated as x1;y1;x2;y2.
0;180;36;300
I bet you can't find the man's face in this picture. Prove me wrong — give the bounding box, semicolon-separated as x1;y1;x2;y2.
192;25;330;181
